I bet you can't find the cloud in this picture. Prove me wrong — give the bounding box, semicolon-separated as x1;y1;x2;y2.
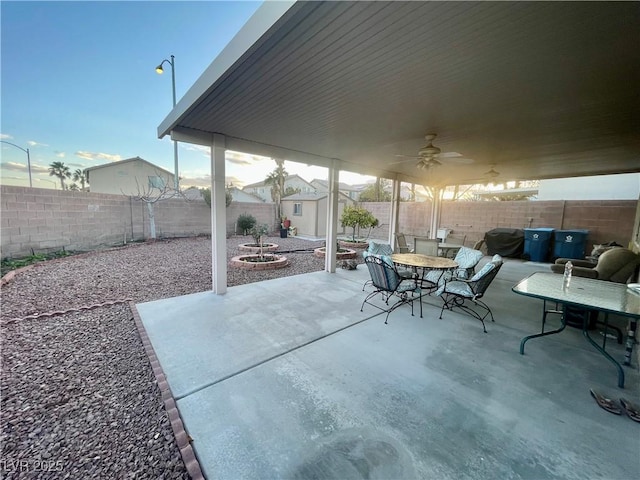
0;162;48;174
178;175;211;188
31;164;51;173
0;134;13;140
55;151;65;158
178;174;248;189
183;144;210;157
27;140;49;147
226;150;271;167
1;161;29;172
75;151;122;162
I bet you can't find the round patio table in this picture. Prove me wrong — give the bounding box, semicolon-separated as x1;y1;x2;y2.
391;253;458;292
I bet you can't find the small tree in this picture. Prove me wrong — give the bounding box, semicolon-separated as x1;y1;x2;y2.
201;186;232;207
340;205;379;241
250;224;270;258
237;213;257;235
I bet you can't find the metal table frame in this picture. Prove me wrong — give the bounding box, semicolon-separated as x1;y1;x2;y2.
513;272;639;388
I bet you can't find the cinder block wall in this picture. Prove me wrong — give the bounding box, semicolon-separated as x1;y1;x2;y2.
0;186;277;258
362;199;637;252
1;185;635;258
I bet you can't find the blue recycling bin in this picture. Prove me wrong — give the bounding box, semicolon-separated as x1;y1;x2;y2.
523;228;554;262
553;229;589;260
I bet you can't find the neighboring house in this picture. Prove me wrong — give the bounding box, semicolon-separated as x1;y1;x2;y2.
85;157;175;196
310;179;364;201
281;192;355;238
242;174;316;202
229;187;264;203
182;187;205;201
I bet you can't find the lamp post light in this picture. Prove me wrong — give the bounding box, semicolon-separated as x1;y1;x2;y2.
1;140;32;187
35;178;56;189
155;54;179;191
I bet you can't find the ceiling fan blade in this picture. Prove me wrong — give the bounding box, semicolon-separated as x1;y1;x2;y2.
439;157;474;165
389;156;420;165
437;151;463;158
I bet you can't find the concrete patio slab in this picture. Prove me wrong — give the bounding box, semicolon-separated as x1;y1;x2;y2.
137;260;640;479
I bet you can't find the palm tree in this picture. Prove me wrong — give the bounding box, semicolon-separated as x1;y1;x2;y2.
72;168;87;190
48;161;71;190
264;159;287;221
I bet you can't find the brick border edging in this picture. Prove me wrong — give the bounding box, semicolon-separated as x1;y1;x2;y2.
129;302;206;480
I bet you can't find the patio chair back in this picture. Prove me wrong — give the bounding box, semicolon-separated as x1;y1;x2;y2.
452;246;484;279
362;240;394;259
361;255;422;323
414;237;439;256
437;255;503;332
364;255;402;292
395;233;412;253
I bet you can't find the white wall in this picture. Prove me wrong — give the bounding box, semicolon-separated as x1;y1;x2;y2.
537;173;640;200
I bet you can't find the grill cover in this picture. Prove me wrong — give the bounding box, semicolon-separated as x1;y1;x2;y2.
484;228;524;258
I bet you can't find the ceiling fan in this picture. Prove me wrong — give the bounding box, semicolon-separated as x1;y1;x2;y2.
484;164;500;179
392;133;474;170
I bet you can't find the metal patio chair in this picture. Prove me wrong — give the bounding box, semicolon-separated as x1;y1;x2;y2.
361;255;422;324
394;233;413;253
437;255;503;332
414;237;439;256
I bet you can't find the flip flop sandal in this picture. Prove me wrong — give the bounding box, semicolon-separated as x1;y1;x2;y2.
590;389;621;415
620;398;640;423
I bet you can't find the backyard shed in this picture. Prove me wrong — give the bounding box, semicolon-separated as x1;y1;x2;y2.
281;192;354;238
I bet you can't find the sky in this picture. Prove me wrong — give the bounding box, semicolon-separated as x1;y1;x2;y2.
1;0;373;190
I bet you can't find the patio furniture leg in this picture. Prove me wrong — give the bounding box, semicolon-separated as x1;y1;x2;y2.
520;306;566;354
624;319;637;366
582;312;625;388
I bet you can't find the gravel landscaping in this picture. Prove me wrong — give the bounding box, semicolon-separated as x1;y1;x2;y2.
0;235;350;479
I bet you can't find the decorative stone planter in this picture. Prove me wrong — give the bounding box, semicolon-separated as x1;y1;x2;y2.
313;247;357;260
237;243;279;253
230;254;289;270
338;240;368;249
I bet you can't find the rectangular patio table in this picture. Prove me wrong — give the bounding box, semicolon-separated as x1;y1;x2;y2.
513;272;640;388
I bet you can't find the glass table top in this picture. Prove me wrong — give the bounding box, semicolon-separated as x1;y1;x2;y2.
513;272;640;318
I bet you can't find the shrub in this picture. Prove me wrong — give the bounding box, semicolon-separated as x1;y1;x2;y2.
237;214;257;235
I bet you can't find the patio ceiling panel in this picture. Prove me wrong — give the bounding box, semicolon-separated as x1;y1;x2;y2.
160;1;640;186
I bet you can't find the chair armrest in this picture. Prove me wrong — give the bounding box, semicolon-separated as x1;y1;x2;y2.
571;267;599;279
550;263;599;279
554;258;597;268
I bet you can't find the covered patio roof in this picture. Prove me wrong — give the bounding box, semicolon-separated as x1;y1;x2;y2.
158;1;640;187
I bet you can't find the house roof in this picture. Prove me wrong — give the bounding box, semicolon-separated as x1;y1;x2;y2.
311;178;363;192
242;173;315;189
158;1;640;187
84;156;174;180
282;191;352;202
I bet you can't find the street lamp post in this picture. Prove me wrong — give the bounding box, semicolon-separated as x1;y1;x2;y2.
1;140;32;187
155;54;179;191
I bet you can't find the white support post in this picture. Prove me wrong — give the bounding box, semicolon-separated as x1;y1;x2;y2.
325;162;340;273
211;133;227;294
430;187;443;240
389;178;401;246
